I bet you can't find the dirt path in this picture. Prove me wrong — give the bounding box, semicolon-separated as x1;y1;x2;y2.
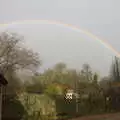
70;112;120;120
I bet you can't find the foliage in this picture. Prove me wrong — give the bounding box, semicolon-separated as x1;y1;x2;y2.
53;62;66;72
24;75;45;94
18;93;56;120
45;83;64;97
2;97;27;120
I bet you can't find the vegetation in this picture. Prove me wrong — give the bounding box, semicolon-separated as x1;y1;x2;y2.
0;31;120;120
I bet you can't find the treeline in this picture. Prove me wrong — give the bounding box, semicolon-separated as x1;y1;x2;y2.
0;32;120;120
23;63;109;119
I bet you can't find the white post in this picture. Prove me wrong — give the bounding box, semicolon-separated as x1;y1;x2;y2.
0;86;2;120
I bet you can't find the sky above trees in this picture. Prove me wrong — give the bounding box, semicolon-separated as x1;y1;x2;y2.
0;0;119;76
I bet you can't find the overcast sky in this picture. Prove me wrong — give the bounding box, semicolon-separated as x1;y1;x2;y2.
0;0;120;76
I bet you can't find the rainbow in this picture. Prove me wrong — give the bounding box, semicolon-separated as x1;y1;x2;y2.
0;19;119;57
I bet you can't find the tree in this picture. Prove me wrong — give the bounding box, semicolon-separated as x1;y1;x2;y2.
0;32;40;74
42;63;68;85
92;72;98;84
81;64;92;82
114;56;120;81
45;83;65;97
0;31;41;120
5;68;22;96
0;31;41;99
110;56;120;81
24;76;44;94
53;63;66;73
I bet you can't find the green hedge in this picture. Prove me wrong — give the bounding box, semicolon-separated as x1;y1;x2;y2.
54;95;108;119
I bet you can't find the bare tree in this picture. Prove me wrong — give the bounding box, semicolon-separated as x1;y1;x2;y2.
82;63;92;81
0;31;41;74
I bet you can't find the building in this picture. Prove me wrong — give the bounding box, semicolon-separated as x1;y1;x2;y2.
65;89;80;99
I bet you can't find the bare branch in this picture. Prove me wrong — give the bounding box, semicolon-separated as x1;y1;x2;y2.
0;31;41;74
